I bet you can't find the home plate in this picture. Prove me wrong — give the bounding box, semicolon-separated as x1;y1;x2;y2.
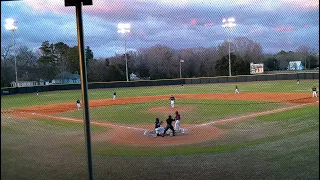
32;113;35;115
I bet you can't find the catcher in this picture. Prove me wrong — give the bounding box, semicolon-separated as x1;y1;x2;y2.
154;118;164;136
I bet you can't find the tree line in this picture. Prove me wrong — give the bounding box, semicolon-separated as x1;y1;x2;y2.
1;37;319;87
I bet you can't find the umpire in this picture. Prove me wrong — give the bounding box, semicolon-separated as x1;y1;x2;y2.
163;115;175;137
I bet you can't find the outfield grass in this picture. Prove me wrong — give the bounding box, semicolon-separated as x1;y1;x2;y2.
1;80;318;110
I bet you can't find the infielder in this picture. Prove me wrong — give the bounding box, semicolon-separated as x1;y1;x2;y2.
169;95;175;108
235;86;239;94
312;86;317;97
113;92;116;100
76;99;81;110
297;79;300;85
174;111;181;132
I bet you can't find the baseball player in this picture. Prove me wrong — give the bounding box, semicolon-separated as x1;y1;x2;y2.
169;95;175;108
154;118;164;136
163;115;175;137
312;86;317;97
235;86;239;94
113;92;116;100
297;79;300;85
76;99;81;110
174;111;181;132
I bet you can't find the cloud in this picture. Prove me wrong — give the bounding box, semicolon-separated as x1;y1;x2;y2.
274;25;296;32
1;0;318;57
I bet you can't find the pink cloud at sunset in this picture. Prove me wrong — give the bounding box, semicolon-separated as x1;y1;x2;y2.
189;18;198;25
274;26;296;32
204;23;214;27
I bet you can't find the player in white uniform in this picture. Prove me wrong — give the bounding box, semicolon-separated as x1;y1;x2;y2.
174;111;181;132
113;92;116;100
235;86;239;94
312;87;317;97
76;99;81;110
169;96;175;108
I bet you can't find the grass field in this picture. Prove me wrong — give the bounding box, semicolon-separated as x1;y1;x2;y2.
1;80;319;180
1;80;318;110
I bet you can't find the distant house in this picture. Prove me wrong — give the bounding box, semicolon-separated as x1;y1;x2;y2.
52;72;80;84
39;79;51;85
130;73;141;81
11;81;38;87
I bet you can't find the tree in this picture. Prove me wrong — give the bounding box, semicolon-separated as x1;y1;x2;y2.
15;46;39;81
38;41;59;80
232;37;263;63
296;45;311;69
53;42;69;73
85;46;93;66
142;45;178;79
263;56;278;71
215;53;249;76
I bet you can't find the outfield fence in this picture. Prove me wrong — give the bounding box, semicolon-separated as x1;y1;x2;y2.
1;72;319;96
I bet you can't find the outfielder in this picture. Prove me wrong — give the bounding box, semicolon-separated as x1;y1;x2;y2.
312;86;317;97
76;99;81;110
169;95;175;108
235;86;239;94
174;111;181;132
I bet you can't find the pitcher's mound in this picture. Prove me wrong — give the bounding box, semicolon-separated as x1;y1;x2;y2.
148;106;196;113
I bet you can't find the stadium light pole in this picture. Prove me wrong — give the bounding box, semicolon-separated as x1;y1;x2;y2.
118;23;130;82
180;59;184;78
222;17;236;77
5;18;18;86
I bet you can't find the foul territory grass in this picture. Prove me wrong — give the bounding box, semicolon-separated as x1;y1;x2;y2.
1;80;318;110
58;99;286;124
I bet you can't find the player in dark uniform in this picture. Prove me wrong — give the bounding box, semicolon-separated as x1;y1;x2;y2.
169;95;176;108
163;115;175;137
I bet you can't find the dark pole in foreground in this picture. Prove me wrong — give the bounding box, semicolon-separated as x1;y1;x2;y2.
75;2;94;180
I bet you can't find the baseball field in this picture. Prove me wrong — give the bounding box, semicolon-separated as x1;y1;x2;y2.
1;80;319;180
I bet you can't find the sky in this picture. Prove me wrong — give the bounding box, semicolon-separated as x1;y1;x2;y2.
1;0;319;58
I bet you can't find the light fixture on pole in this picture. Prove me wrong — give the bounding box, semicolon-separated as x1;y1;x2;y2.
222;17;236;77
117;23;131;82
180;59;184;78
5;18;18;86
